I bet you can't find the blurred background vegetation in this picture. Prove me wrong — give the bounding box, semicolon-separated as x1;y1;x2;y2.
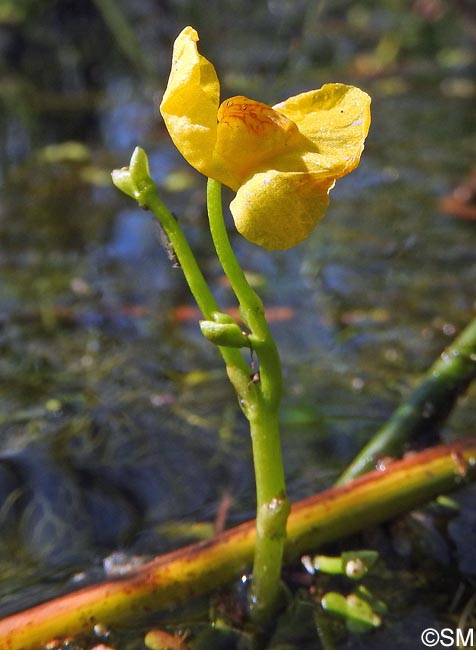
0;0;475;645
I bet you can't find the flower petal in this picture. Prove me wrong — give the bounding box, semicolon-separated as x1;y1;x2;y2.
230;171;333;250
273;83;371;178
215;96;301;190
160;27;235;187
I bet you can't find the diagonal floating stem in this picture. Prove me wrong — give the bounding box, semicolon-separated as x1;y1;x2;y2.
336;316;476;485
1;439;475;650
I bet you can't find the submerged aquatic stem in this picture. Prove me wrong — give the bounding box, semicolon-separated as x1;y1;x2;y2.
336;315;476;484
2;440;476;650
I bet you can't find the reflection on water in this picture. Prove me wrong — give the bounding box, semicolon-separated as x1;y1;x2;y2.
0;0;475;642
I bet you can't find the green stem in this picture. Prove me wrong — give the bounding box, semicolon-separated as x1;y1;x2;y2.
248;410;290;619
206;179;282;409
143;191;215;319
139;187;250;383
206;178;289;620
336;315;476;485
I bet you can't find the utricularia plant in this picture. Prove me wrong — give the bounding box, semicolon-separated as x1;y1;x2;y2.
112;26;371;621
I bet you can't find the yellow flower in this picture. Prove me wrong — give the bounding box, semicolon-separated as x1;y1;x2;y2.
160;26;371;250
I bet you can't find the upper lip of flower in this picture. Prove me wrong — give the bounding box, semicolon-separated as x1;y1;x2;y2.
214;95;306;189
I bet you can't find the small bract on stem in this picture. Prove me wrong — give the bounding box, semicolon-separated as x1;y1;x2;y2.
112;25;370;623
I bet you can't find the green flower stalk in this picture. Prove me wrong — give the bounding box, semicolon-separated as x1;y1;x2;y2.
112;150;289;619
206;177;289;619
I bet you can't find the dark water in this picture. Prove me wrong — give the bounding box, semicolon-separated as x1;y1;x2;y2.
0;1;475;647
